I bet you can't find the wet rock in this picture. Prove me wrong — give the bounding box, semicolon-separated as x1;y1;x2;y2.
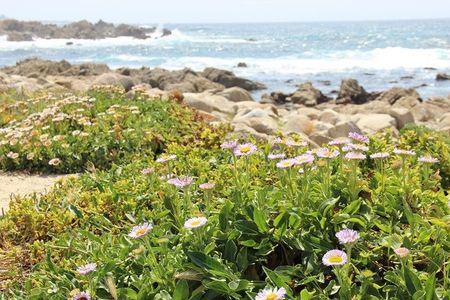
318;80;331;86
289;82;330;106
400;75;414;80
436;73;450;81
202;67;266;91
336;79;371;104
237;62;248;68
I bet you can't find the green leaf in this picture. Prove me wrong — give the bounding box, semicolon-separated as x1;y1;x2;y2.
173;280;189;300
224;240;237;262
253;207;268;233
424;273;437;300
68;204;83;218
236;247;248;271
300;288;314;300
403;267;422;296
187;252;234;280
262;267;292;296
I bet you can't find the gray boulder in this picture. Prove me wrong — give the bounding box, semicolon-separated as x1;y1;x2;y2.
289;82;330;106
202;67;266;91
92;73;135;91
436;73;450;81
216;87;254;102
336;79;371;104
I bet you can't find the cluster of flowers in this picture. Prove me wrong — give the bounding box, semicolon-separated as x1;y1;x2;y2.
0;93;150;170
220;132;439;168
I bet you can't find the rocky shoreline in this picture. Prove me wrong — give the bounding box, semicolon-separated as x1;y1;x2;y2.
0;19;171;41
1;58;450;145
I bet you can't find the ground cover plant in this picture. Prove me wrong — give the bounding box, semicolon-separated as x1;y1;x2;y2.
0;86;217;173
0;88;449;300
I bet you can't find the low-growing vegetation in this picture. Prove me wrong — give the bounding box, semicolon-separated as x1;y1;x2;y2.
0;87;449;300
0;86;220;173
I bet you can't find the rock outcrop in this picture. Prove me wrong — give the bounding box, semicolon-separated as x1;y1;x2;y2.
289;82;330;106
436;73;450;81
336;79;372;104
202;68;266;91
0;19;171;41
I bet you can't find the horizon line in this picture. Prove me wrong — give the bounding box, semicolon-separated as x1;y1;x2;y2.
2;15;450;26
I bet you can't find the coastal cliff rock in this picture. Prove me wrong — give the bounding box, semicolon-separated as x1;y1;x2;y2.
1;58;110;77
0;19;171;41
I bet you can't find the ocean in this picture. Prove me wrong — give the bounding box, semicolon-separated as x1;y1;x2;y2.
1;19;450;99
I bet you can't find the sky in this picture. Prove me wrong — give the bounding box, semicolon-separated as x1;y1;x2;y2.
1;0;450;24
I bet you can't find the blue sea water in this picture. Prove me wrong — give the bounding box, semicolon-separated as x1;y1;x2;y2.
1;19;450;99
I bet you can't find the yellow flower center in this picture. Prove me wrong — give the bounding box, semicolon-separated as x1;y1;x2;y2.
265;292;278;300
136;228;147;236
190;220;201;227
240;146;251;153
329;255;343;264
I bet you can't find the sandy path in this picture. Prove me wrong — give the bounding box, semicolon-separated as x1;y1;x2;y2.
0;172;73;215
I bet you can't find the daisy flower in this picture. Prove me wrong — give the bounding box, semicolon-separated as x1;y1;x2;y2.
344;152;366;160
348;132;369;144
141;167;155;175
184;217;207;229
72;291;91;300
276;158;297;169
316;148;339;159
294;153;315;165
343;143;369;152
328;137;350;146
322;249;348;266
199;182;215;190
233;143;257;157
6;152;19;159
168;176;194;188
418;155;439;164
220;140;238;150
48;158;61;166
156;154;177;163
255;287;286;300
393;148;416;156
335;229;359;245
76;263;97;275
370;152;390;159
394;247;410;258
268;153;286;160
284;138;307;147
128;222;153;239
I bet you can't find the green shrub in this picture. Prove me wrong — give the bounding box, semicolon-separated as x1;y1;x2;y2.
1;129;449;299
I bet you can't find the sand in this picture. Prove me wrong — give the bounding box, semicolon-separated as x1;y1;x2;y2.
0;172;73;215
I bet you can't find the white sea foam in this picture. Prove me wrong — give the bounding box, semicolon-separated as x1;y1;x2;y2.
158;47;450;76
